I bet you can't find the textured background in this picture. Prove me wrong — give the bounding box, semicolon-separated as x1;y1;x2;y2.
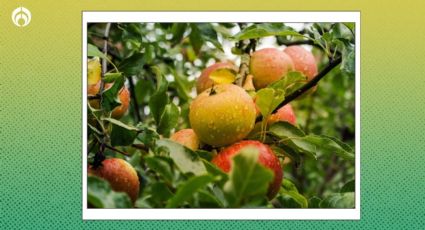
1;0;425;229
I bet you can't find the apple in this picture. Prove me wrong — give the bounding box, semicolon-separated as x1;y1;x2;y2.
268;104;297;126
89;158;140;203
87;81;130;119
212;140;283;199
189;84;256;147
250;48;294;89
283;46;318;79
284;46;318;94
196;62;237;94
170;129;200;151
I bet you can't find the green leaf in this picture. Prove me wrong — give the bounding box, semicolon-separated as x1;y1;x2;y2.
341;46;355;75
118;53;145;76
197;190;224;208
135;79;155;104
148;182;174;204
103;118;139;146
231;23;303;41
166;174;214;208
278;179;308;208
134;196;152;208
320;192;355;208
145;156;174;183
197;150;216;161
87;176;132;208
268;71;308;96
100;76;124;112
88;43;108;60
189;23;223;54
189;24;203;54
149;68;169;123
255;88;285;118
223;148;274;207
136;124;160;148
269;121;306;138
202;159;228;186
302;135;355;161
343;22;355;33
340;180;355;193
103;72;123;83
171;23;187;45
103;117;139;131
156;139;207;176
143;44;155;65
271;144;301;167
171;69;191;102
268;122;355;161
157;103;180;136
195;23;223;52
308;196;322;208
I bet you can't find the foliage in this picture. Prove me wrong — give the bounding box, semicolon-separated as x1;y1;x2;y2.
87;22;355;208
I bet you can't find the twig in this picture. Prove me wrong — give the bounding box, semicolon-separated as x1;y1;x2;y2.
88;95;100;100
99;22;112;107
256;57;342;122
92;23;112;168
235;54;250;86
279;39;319;48
131;144;149;152
128;76;142;123
104;144;130;156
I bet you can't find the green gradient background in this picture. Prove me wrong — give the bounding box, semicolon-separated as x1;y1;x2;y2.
1;0;424;229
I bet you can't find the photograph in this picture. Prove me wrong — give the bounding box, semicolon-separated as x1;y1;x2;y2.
85;19;357;210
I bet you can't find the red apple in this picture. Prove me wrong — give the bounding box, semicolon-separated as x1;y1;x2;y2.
250;48;294;89
89;158;140;203
212;140;283;199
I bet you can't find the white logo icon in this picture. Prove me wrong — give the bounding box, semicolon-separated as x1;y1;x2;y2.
12;7;31;27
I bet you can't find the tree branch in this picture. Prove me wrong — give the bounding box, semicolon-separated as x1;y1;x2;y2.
279;39;319;48
92;23;112;168
128;76;142;123
104;144;130;156
235;54;250;86
256;57;342;122
99;22;112;109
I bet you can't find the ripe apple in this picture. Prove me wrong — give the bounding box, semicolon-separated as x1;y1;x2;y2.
268;104;297;126
196;62;237;94
284;46;318;94
283;46;318;79
87;81;130;119
170;129;200;151
189;84;256;147
88;158;140;203
212;140;283;199
250;48;294;89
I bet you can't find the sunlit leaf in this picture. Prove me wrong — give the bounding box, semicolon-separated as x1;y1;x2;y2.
231;23;303;41
209;68;237;84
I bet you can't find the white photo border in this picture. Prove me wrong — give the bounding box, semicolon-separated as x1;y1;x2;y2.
82;11;361;220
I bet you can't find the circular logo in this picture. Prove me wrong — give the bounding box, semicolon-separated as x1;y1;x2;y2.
12;7;31;27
